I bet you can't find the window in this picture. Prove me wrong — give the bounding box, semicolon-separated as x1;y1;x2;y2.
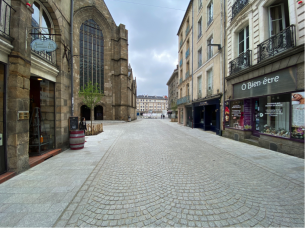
198;76;202;98
268;4;286;37
230;100;244;130
80;19;104;93
207;36;213;59
180;88;182;98
198;18;202;39
207;1;213;26
198;48;202;67
207;69;213;95
198;0;203;10
239;26;249;55
31;1;55;63
291;92;305;140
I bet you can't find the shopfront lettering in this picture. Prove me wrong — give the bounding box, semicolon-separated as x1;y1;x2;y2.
241;76;280;91
234;67;297;99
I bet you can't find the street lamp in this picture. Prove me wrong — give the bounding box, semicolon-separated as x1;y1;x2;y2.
207;44;222;50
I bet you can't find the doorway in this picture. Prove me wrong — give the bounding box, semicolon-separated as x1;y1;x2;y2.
0;63;6;175
81;105;91;120
205;105;217;132
94;105;103;120
252;98;260;137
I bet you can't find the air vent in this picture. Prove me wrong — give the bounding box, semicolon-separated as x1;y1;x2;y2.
234;134;239;141
270;143;278;151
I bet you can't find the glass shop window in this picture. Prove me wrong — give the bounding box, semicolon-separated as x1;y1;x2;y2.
259;94;290;138
291;92;305;140
230;100;244;130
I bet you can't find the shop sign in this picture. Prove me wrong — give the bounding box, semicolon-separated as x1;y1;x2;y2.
31;39;57;52
291;92;305;139
233;67;297;99
199;101;208;106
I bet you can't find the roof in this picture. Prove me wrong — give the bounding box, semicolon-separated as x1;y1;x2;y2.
166;67;179;86
137;95;168;100
177;0;193;35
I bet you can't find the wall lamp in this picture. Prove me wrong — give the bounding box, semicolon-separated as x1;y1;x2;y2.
208;44;222;50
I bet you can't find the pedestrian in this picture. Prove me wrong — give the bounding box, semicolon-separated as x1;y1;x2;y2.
79;117;87;142
161;114;162;119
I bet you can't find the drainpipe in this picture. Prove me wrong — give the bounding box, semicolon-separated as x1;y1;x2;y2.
191;0;194;129
222;0;226;134
70;0;74;116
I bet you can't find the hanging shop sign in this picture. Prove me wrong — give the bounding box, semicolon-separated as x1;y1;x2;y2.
233;67;297;99
31;39;57;52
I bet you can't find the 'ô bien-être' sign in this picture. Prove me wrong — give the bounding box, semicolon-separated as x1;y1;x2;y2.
233;67;297;99
31;39;57;52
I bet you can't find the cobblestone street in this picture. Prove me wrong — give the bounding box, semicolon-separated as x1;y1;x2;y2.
1;119;304;227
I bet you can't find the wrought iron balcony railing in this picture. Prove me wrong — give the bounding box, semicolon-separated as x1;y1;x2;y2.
185;71;190;79
185;25;190;36
180;40;183;48
185;48;190;59
257;25;296;63
31;28;56;64
179;59;183;67
177;96;190;105
0;0;16;38
207;16;213;26
179;78;182;84
232;0;249;20
229;50;252;75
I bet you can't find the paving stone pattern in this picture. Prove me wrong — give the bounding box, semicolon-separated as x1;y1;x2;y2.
56;119;304;227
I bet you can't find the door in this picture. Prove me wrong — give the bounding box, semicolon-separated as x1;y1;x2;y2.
0;64;6;174
253;98;260;136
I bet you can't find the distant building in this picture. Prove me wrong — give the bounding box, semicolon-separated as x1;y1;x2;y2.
166;66;179;117
137;95;168;115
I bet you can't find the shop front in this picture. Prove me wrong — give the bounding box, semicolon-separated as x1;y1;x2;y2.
29;76;55;156
193;97;221;134
223;67;304;157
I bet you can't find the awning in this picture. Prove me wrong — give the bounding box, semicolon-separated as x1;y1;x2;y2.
167;111;172;114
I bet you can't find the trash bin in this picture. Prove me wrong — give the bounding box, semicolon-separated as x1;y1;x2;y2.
128;116;131;122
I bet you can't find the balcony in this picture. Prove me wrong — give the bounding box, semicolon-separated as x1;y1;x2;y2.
257;25;296;63
185;25;190;36
0;0;16;39
185;48;190;59
185;71;190;79
180;40;183;48
179;59;183;67
232;0;249;20
179;78;183;84
207;16;213;27
177;96;190;105
229;50;252;75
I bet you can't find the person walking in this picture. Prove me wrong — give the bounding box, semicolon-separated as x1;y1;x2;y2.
161;114;162;119
79;117;87;142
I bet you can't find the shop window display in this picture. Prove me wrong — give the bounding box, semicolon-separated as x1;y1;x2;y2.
229;100;244;130
259;94;290;138
291;92;305;140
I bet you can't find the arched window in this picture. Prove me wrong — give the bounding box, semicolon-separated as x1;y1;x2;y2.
31;0;55;63
80;19;104;93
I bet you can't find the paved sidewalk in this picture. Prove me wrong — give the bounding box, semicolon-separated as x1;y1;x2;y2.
0;128;124;227
56;119;303;227
0;119;303;227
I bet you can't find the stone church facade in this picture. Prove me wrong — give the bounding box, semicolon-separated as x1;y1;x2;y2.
0;0;136;175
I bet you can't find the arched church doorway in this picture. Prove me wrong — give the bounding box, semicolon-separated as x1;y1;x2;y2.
94;105;103;120
81;105;91;120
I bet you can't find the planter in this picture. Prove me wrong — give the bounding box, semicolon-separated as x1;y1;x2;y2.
70;130;85;150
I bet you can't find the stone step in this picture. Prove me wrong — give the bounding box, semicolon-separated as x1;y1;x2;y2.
244;138;260;147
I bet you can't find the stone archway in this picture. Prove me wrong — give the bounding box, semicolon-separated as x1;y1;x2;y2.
81;105;91;121
94;105;103;120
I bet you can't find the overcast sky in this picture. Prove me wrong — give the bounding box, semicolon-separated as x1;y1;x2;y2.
104;0;189;96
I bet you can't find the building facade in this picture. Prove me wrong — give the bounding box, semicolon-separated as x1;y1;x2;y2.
0;0;136;176
223;0;304;157
166;66;178;117
177;0;225;134
137;95;168;115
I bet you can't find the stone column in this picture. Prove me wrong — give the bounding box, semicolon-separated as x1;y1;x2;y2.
7;0;33;173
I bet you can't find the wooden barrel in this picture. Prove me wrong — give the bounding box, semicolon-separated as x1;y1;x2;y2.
69;130;85;150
